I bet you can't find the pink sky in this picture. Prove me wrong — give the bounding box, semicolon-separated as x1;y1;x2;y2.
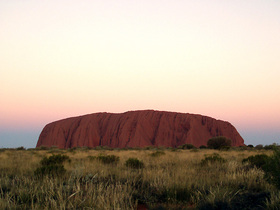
1;0;280;147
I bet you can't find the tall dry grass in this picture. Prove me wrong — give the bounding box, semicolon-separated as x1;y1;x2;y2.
0;148;278;209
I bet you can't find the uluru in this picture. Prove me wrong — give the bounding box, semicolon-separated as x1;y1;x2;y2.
36;110;244;148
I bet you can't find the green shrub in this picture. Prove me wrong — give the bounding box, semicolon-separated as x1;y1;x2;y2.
150;151;165;157
247;144;254;148
242;154;270;168
34;154;70;177
40;154;70;166
125;158;144;169
16;146;26;150
201;153;226;165
207;136;232;149
96;154;119;164
34;164;66;177
199;145;207;149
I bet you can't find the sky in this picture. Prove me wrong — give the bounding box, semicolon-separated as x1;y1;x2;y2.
1;0;280;148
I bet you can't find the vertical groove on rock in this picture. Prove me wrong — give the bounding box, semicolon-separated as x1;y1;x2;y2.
151;113;163;145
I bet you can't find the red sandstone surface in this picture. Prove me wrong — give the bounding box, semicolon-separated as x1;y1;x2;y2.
36;110;244;148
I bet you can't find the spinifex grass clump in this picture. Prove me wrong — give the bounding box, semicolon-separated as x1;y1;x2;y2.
201;153;226;165
125;158;144;169
96;154;120;164
34;154;70;177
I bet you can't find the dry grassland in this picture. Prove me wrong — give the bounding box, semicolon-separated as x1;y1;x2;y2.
0;148;279;209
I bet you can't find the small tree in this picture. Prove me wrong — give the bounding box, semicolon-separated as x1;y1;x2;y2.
207;136;232;149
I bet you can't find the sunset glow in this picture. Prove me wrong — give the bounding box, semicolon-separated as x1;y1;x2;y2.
1;0;280;147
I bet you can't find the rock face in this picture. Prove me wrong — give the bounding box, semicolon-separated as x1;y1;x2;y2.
36;110;244;148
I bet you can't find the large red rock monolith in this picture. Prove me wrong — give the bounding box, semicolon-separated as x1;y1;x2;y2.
36;110;244;148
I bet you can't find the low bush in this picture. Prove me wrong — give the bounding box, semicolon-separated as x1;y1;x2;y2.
201;153;226;165
178;144;196;149
242;154;269;168
35;164;66;177
255;144;264;150
34;154;70;177
40;154;70;166
96;154;120;164
199;145;207;149
207;136;232;149
125;158;144;169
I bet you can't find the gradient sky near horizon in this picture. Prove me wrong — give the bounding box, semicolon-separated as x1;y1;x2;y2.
1;0;280;148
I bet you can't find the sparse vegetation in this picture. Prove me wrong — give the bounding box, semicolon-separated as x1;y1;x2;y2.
0;147;279;209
